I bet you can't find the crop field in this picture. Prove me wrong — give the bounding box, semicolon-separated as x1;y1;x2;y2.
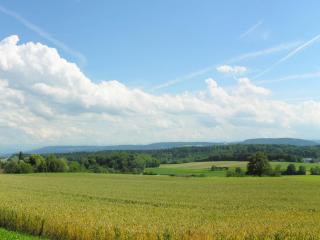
145;161;320;176
0;173;320;239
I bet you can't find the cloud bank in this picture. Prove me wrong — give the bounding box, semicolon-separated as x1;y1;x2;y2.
0;35;319;148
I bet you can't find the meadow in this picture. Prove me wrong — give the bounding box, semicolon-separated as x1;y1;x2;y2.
145;161;320;176
0;173;320;239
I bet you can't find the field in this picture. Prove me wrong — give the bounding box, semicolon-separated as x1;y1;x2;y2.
0;228;45;239
145;161;320;176
0;173;320;239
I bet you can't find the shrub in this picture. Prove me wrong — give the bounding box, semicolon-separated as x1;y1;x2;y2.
211;165;229;171
269;164;282;177
310;166;320;175
226;168;245;177
297;166;306;175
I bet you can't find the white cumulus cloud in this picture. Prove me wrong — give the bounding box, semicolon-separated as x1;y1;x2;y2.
0;35;319;149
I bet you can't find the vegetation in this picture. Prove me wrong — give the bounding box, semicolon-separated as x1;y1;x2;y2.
2;152;160;174
141;144;320;163
5;144;320;175
226;167;246;177
0;174;319;239
146;160;320;177
283;164;307;175
247;152;271;176
310;166;320;175
0;228;45;240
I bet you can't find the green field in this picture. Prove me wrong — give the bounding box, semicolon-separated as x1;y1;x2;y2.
145;161;320;176
0;173;320;239
0;228;45;240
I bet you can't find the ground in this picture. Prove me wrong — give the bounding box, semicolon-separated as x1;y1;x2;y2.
0;172;319;239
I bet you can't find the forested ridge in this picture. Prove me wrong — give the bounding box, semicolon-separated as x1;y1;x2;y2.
137;144;320;163
57;144;320;164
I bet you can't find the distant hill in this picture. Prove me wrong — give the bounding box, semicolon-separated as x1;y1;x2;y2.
17;138;320;155
27;142;220;154
241;138;318;146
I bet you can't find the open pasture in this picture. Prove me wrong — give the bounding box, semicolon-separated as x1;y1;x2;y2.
0;173;319;239
146;161;320;176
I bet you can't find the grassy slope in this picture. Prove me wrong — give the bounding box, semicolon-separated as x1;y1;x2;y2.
0;173;320;239
146;161;320;176
0;228;44;240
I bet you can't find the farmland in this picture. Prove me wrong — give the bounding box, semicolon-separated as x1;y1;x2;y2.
0;173;320;239
145;161;320;176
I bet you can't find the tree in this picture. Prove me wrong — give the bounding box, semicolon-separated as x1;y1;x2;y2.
68;161;82;172
46;155;69;172
18;151;24;160
18;161;33;173
29;154;47;172
285;164;296;175
270;164;282;177
247;152;271;176
310;166;320;175
4;160;20;173
297;165;306;175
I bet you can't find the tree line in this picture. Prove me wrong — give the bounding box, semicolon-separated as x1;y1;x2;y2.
1;152;160;174
144;144;320;163
47;144;320;165
226;152;320;177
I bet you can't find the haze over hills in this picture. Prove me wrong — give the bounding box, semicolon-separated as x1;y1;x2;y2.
16;138;319;155
242;138;319;146
26;142;222;154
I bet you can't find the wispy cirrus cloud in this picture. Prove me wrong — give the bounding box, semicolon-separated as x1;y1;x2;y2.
152;41;301;91
239;20;264;39
227;41;302;63
254;34;320;79
0;4;86;65
151;65;217;91
257;71;320;84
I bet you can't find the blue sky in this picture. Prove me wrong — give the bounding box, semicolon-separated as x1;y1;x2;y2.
0;1;320;152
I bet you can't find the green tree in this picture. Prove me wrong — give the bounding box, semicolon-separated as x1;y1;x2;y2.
29;154;47;172
297;165;306;175
18;161;33;173
18;151;24;160
247;152;271;176
46;155;69;172
270;164;282;176
4;160;20;173
285;164;296;175
68;161;82;172
310;166;320;175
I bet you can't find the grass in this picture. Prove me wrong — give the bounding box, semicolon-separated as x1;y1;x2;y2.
0;173;320;239
0;228;45;239
145;161;320;176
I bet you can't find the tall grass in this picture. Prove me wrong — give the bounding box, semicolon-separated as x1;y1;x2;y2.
0;173;319;239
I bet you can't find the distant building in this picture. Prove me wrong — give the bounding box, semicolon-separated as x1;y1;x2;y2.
302;158;313;163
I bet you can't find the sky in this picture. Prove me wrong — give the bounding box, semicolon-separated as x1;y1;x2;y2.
0;0;320;152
